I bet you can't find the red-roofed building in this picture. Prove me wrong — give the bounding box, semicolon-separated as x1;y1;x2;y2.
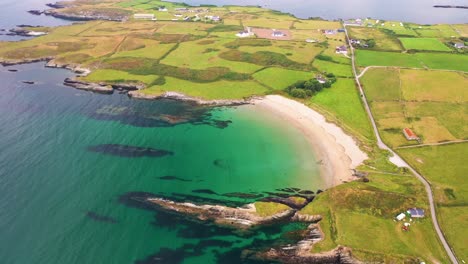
403;128;419;141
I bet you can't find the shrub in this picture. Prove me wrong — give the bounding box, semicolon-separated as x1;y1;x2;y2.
316;54;333;61
290;88;307;98
219;50;310;71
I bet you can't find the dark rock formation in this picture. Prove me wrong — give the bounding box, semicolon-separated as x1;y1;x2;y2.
147;198;298;229
27;10;43;15
85;211;118;224
63;78;113;94
252;245;361;264
434;5;468;9
87;144;174;158
128;90;250;106
22;81;35;84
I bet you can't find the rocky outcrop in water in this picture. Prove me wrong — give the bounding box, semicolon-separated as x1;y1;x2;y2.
146;197;322;230
128;91;250;106
0;57;53;66
87;144;174;158
433;5;468;9
27;10;43;15
252;244;361;264
63;78;113;94
148;198;298;229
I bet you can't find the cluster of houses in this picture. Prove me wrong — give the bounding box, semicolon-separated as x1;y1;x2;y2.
236;27;254;38
395;208;425;231
271;30;286;37
350;38;370;48
343;18;363;27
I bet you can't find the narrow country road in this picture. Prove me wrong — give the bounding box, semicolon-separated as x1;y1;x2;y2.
344;28;459;264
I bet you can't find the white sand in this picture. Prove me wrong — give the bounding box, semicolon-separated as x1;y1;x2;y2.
252;95;368;187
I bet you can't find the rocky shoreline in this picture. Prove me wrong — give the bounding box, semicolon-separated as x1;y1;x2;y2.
128;91;250;106
1;58;252;106
433;5;468;9
142;196;361;263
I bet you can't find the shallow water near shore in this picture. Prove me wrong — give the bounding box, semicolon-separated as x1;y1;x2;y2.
0;63;323;263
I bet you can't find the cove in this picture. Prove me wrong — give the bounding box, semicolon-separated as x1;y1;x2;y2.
0;62;323;263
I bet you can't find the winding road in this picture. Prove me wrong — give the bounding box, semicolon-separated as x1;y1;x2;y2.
344;28;459;264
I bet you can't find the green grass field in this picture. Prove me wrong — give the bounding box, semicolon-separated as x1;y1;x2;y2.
356;50;423;68
308;78;373;141
312;60;353;77
361;67;400;101
254;202;291;217
400;70;468;102
399;38;451;51
83;69;159;84
300;173;449;263
253;67;312;90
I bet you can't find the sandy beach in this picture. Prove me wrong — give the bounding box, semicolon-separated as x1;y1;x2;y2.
253;95;368;187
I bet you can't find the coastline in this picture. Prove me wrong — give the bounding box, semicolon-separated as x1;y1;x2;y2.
252;95;368;187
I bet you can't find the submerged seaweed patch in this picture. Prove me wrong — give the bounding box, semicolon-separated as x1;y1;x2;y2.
158;175;192;182
85;211;118;224
87;144;174;158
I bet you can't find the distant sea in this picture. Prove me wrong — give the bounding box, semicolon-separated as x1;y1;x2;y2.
171;0;468;24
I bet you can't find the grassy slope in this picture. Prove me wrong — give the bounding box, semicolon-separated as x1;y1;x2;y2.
254;202;291;217
398;144;468;261
300;173;449;263
312;60;353;77
142;76;269;100
308;78;373;141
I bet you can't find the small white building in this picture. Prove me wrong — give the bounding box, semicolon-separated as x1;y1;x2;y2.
236;27;254;38
454;42;465;49
134;14;156;20
158;7;168;12
336;45;348;54
272;30;286;37
306;39;318;43
205;15;221;22
396;213;406;221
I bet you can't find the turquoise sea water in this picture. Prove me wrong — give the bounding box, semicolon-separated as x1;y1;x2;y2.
0;63;323;263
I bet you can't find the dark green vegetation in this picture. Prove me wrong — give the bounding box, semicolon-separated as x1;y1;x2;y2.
285;74;336;98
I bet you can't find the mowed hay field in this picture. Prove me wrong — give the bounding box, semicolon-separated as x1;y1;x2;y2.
399;38;451;51
300;173;449;263
361;68;467;147
398;143;468;262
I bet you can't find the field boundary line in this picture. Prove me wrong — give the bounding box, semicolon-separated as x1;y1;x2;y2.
395;140;468;149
